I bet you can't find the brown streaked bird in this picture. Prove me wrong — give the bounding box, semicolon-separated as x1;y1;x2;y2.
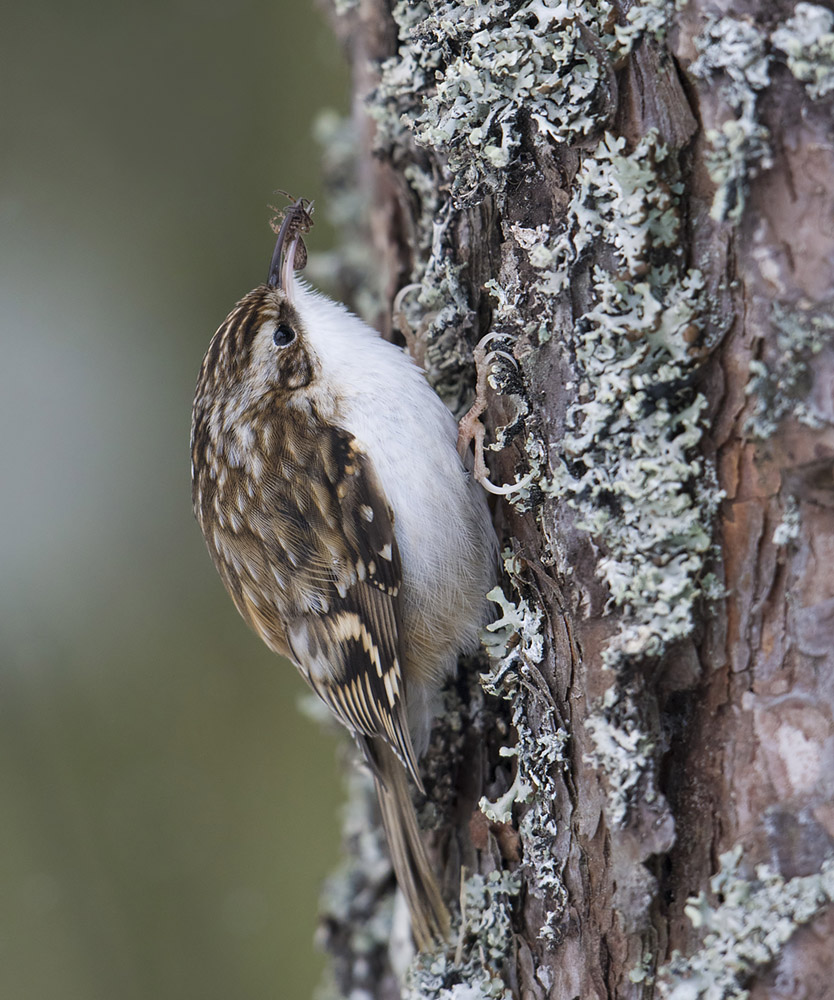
190;199;497;950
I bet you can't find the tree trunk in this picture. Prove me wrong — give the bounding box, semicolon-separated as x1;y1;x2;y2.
314;2;834;997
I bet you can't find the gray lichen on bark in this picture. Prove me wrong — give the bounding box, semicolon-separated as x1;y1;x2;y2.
314;1;834;997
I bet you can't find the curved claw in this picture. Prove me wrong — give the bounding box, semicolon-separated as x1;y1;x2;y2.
474;331;515;355
393;282;422;317
478;470;536;496
485;348;518;369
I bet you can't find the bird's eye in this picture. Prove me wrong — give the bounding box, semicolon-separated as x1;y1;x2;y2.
272;323;296;347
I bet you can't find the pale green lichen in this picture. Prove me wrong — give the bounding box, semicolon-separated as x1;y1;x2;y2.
693;6;834;221
629;952;655;985
418;257;478;414
368;0;618;409
691;16;771;223
772;3;834;100
504;225;566;347
482;554;569;943
491;132;722;823
469;132;720;825
657;846;834;1000
745;302;833;439
613;0;684;53
585;688;656;826
404;870;521;1000
359;0;718;682
369;0;686;407
372;0;680;208
372;0;608;205
387;163;479;415
544;132;719;669
479;746;533;824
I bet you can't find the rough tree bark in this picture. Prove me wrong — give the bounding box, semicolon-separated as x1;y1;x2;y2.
313;2;834;998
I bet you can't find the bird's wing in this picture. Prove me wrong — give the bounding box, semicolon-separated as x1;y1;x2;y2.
283;429;422;789
194;405;421;787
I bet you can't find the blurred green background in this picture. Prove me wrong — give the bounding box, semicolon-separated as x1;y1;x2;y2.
1;3;350;997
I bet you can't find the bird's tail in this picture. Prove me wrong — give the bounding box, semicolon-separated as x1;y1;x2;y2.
373;742;450;951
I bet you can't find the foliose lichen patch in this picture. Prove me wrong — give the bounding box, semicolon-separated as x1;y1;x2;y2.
461;127;724;824
657;846;834;1000
690;5;834;225
772;2;834;100
369;0;684;414
539;131;721;669
745;302;833;439
584;688;655;827
403;870;521;1000
373;0;602;206
772;494;801;548
372;0;685;205
690;16;771;223
481;554;569;943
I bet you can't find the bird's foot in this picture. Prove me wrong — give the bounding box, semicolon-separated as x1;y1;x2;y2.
458;333;534;496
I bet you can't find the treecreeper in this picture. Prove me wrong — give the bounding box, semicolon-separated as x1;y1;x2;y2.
190;198;497;949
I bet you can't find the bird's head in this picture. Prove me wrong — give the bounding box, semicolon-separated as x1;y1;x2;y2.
192;200;320;430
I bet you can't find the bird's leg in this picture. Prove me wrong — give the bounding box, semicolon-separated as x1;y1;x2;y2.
393;284;432;369
458;333;534;496
456;334;493;461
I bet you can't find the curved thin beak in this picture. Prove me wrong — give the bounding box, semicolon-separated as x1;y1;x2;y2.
280;237;299;295
266;198;313;301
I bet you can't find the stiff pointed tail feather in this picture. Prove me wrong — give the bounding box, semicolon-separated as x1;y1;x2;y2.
373;743;450;950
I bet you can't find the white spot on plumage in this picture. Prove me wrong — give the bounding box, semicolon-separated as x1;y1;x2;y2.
384;671;397;706
247;452;265;480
